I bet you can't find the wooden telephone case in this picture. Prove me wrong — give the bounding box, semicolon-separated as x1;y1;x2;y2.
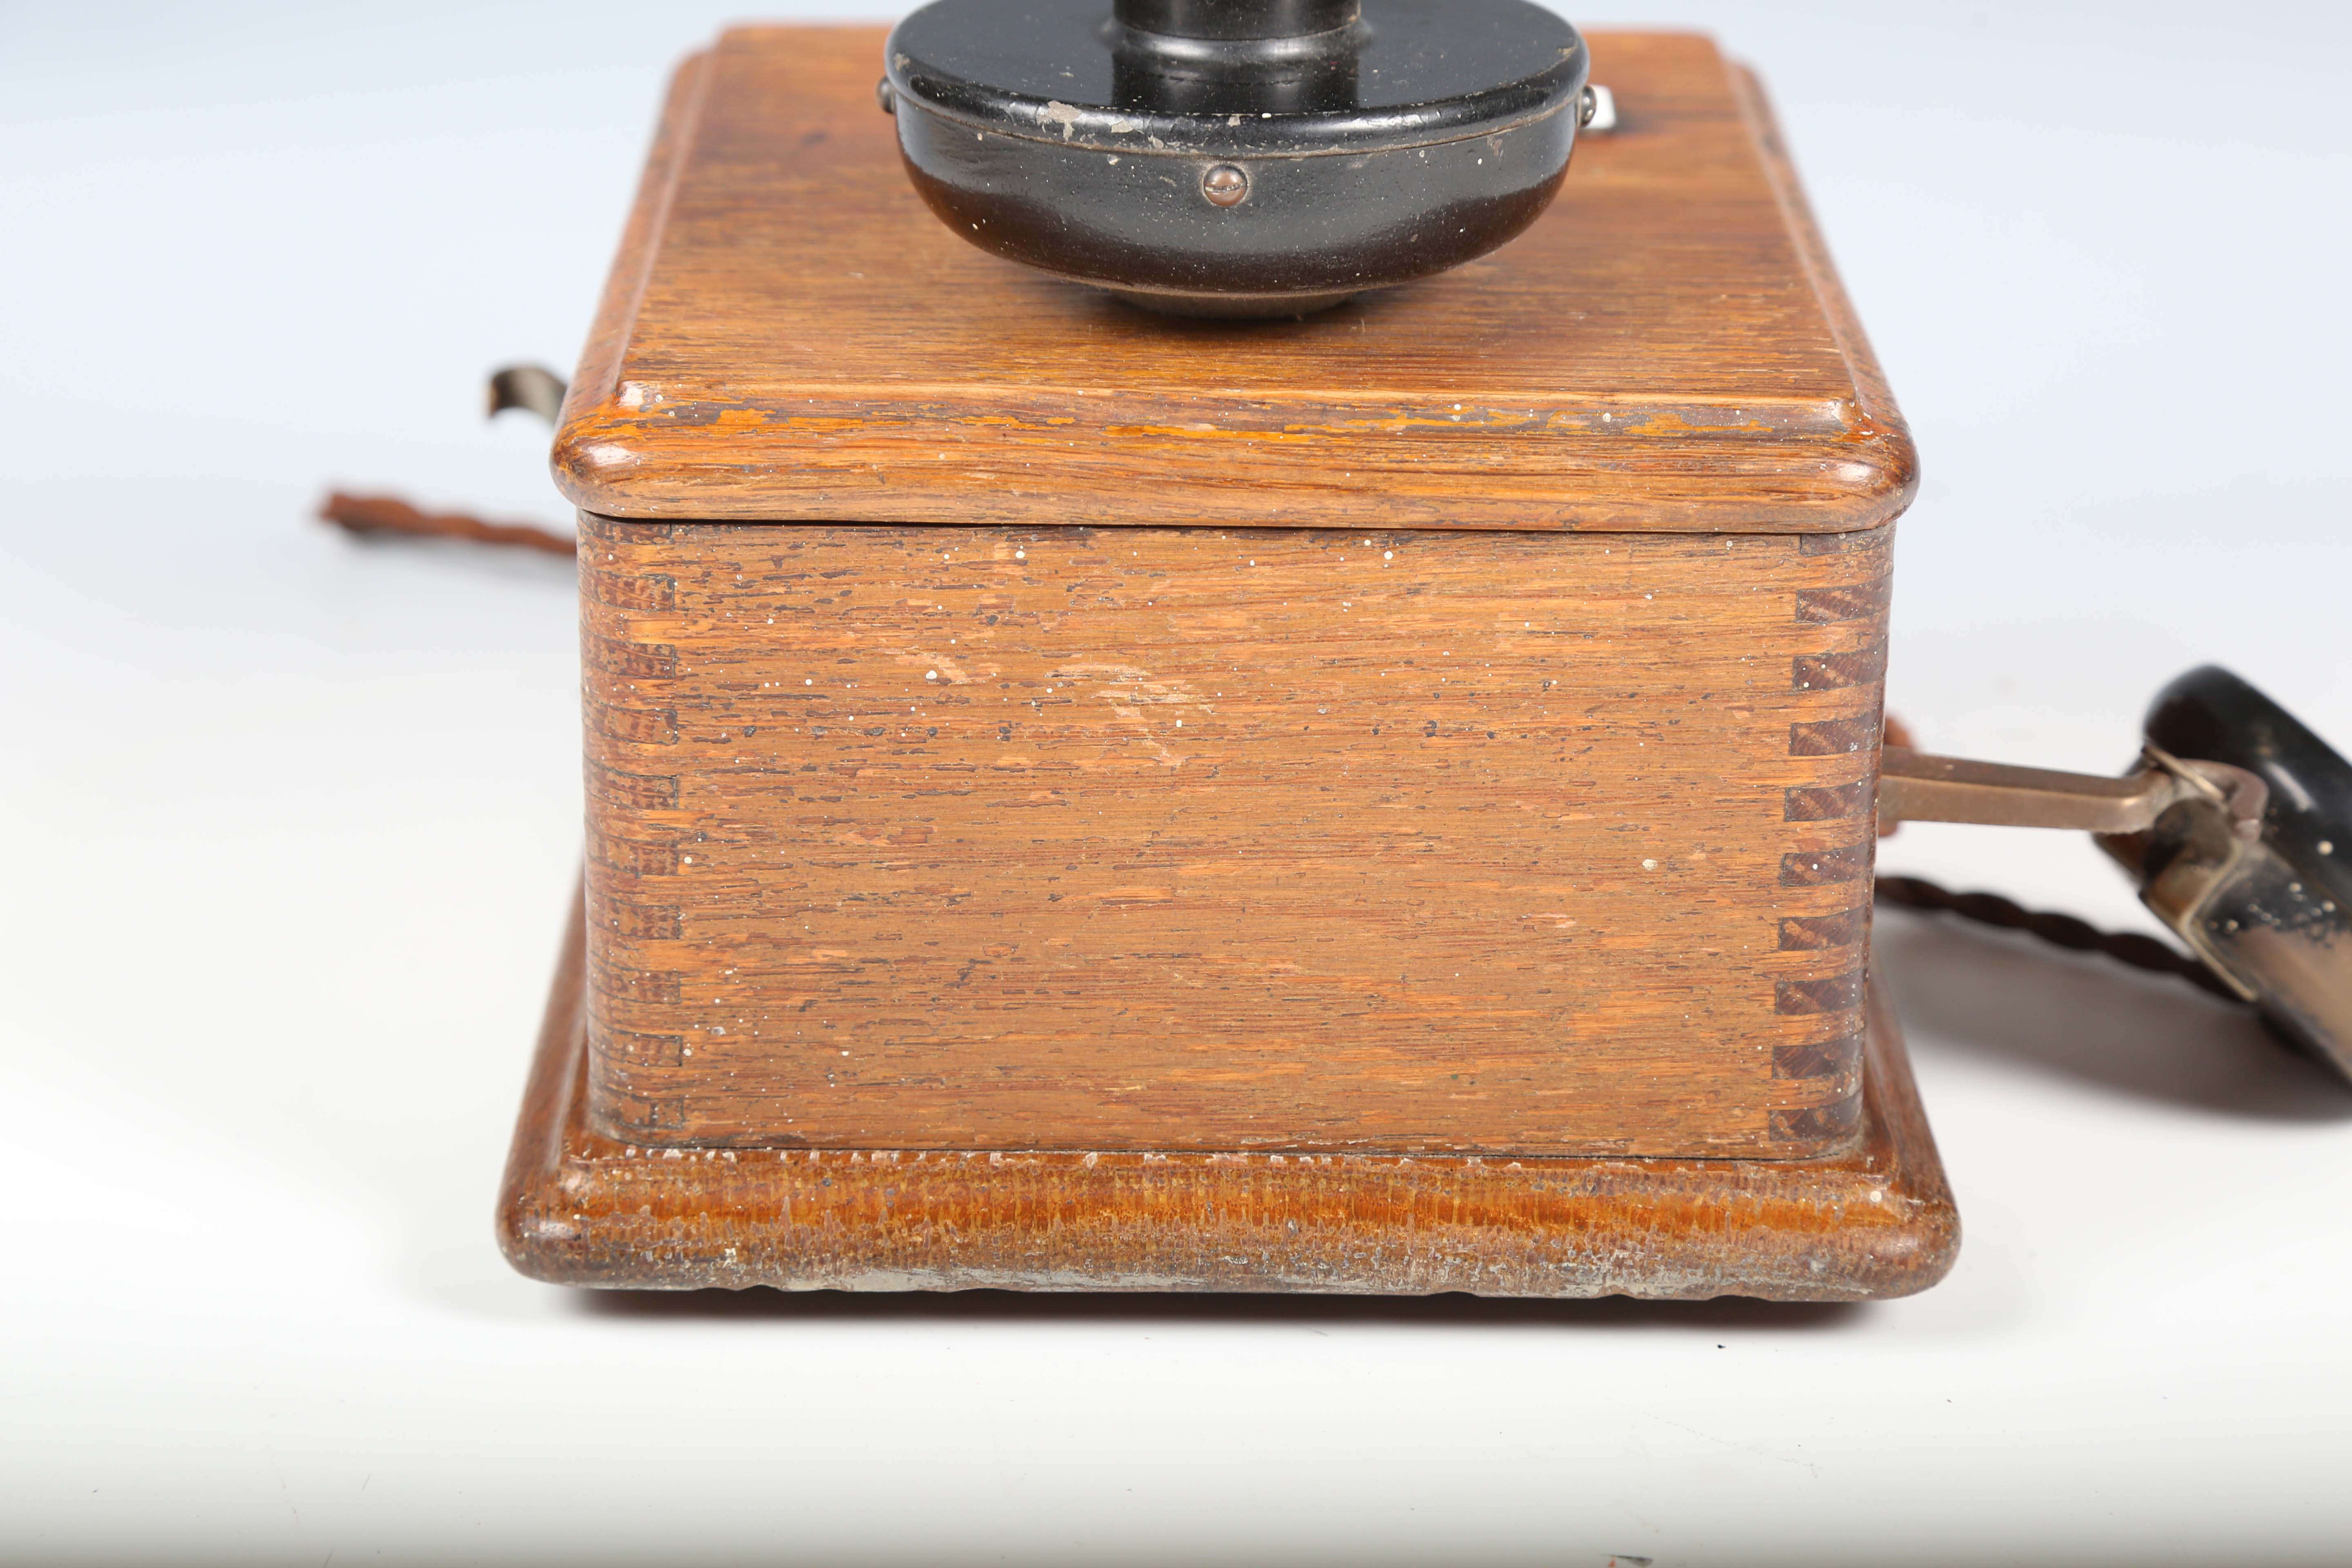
497;27;1959;1301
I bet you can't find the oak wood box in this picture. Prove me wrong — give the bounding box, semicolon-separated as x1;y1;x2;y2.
499;25;1957;1298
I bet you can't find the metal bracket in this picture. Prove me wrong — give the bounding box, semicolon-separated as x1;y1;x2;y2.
1880;742;2352;1070
1878;745;2265;840
487;365;568;426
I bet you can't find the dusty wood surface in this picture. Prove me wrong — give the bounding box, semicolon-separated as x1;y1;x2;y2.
581;516;1889;1158
550;29;1915;533
505;888;1957;1298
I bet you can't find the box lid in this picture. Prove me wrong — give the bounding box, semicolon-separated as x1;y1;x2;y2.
553;27;1913;534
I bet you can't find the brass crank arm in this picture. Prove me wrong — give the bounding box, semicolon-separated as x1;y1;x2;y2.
1877;745;2267;840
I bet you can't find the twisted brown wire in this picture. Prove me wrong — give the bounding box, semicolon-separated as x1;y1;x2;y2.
1874;874;2241;1002
319;492;577;556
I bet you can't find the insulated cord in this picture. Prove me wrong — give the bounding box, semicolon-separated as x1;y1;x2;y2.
1874;874;2240;1002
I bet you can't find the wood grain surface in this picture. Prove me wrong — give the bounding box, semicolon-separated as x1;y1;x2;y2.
506;888;1958;1298
580;517;1889;1158
550;29;1917;533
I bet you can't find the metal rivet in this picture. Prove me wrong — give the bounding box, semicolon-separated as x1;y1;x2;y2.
875;77;897;115
1201;163;1249;207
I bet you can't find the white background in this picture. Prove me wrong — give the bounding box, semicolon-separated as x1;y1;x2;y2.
4;1;2350;1563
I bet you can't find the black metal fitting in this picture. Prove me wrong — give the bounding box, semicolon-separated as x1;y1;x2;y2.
881;0;1590;316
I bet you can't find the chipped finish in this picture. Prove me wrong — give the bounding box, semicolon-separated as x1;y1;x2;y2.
580;519;1890;1158
548;30;1917;533
501;892;1958;1299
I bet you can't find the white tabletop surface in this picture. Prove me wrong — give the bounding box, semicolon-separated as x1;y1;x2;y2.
6;2;2349;1563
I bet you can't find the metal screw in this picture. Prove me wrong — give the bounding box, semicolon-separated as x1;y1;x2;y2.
1580;83;1618;134
1201;163;1249;207
876;77;897;115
